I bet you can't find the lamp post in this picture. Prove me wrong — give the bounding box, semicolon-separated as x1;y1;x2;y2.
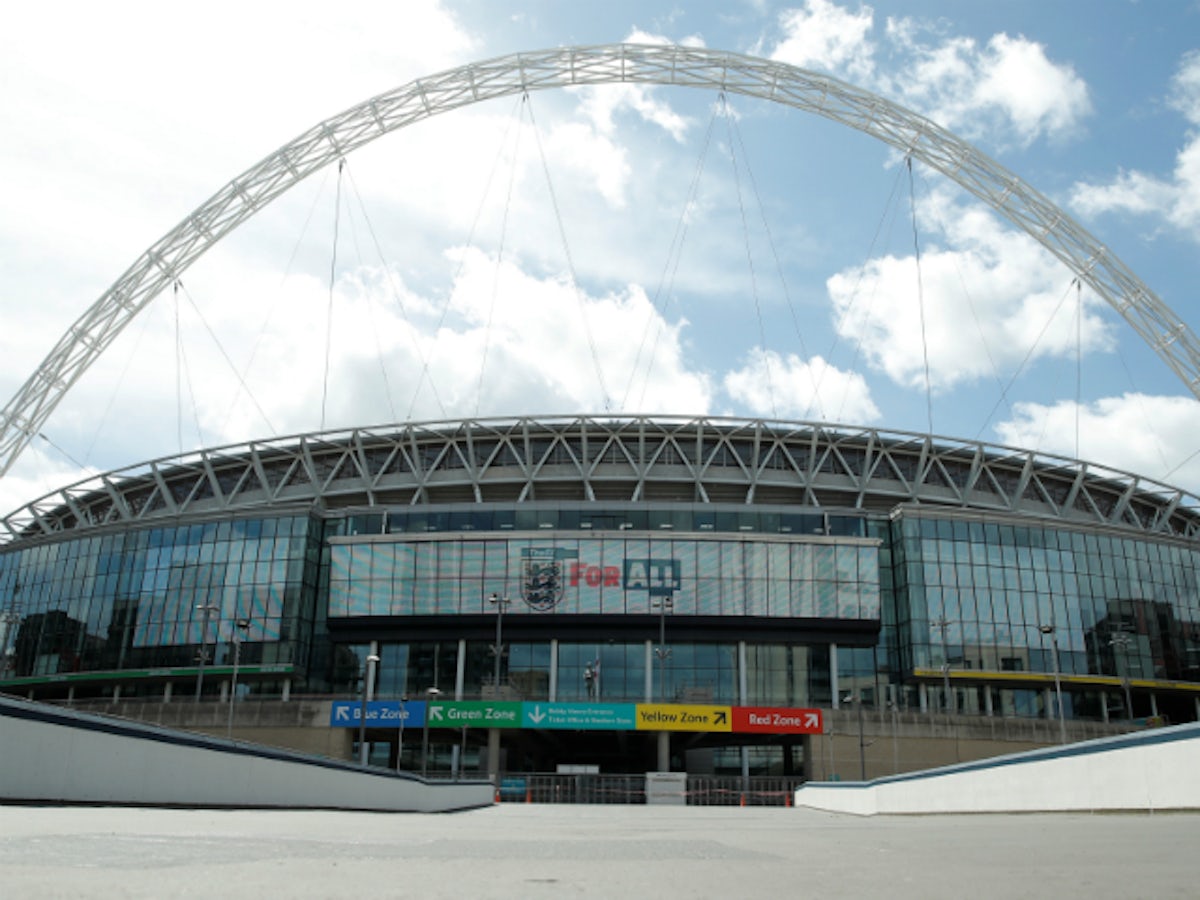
931;616;952;714
842;690;867;781
652;595;673;701
1040;624;1067;744
422;686;442;777
1109;631;1134;723
358;653;380;766
396;694;408;773
193;603;220;703
488;593;511;694
226;617;251;739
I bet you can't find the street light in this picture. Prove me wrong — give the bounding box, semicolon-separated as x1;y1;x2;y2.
422;686;442;777
931;617;953;714
193;603;220;703
652;595;673;701
488;593;511;695
1040;624;1067;744
842;690;868;781
1109;631;1135;723
397;694;409;774
226;617;251;739
358;653;380;766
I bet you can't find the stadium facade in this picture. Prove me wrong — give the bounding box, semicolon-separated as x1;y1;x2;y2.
2;415;1199;777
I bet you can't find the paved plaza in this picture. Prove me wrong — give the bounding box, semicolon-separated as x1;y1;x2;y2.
0;802;1196;898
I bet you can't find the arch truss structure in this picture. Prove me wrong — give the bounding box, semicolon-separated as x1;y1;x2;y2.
2;43;1198;477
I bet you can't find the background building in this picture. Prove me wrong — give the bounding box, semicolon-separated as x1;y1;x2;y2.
2;415;1198;777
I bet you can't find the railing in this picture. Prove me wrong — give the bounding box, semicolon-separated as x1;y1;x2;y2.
496;773;804;806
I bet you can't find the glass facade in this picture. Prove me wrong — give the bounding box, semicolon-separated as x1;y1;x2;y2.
1;496;1198;725
893;511;1200;721
327;535;880;619
0;515;321;696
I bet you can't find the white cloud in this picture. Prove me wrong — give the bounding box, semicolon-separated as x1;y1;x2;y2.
994;394;1200;494
565;29;698;148
0;446;99;528
770;0;875;82
766;3;1091;147
724;349;880;422
827;190;1114;391
1071;52;1200;241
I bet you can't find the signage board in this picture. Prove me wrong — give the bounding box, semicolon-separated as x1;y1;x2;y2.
732;706;823;734
329;700;425;728
427;700;523;728
623;558;682;595
636;703;732;732
523;702;638;730
328;700;823;735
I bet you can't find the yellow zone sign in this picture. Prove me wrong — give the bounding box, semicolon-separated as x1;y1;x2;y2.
636;704;732;732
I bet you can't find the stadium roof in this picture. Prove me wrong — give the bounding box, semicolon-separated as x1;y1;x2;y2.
4;415;1199;545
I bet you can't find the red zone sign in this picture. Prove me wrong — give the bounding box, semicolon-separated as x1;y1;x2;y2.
732;706;824;734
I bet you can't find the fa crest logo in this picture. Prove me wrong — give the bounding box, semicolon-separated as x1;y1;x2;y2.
520;548;577;611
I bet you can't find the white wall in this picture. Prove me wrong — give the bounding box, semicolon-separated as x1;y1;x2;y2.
797;723;1200;815
0;696;492;812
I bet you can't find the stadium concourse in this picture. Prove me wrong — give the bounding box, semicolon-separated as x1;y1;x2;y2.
0;802;1197;899
2;415;1198;783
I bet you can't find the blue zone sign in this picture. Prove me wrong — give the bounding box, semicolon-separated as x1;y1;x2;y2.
329;700;426;728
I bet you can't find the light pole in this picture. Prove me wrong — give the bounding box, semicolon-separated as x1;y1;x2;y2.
842;690;867;780
193;603;220;703
1109;630;1134;723
489;593;511;695
652;595;673;701
396;694;408;773
422;686;442;777
358;653;380;766
226;617;251;739
1040;624;1067;744
931;616;952;714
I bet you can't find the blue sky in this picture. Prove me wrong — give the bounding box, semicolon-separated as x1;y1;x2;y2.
1;0;1199;514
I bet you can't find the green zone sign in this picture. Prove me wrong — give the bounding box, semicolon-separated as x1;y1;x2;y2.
427;701;522;728
421;701;822;734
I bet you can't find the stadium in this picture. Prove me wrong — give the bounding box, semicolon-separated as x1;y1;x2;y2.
1;414;1198;780
2;46;1200;784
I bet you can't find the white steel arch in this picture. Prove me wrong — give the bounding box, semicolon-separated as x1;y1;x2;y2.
2;43;1198;477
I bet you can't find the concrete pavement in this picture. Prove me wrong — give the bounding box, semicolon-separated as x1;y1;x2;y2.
0;803;1196;898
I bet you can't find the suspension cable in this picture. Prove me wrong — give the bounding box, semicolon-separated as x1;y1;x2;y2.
176;282;276;435
175;281;184;456
725;95;821;420
218;165;335;437
321;158;346;431
80;290;161;467
818;160;908;422
905;167;1020;436
973;277;1079;441
474;95;528;417
907;157;934;436
526;94;613;412
622;96;721;411
338;167;399;423
722;93;777;419
171;280;205;453
406;93;526;421
1075;277;1082;459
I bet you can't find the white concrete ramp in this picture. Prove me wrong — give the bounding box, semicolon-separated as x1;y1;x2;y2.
0;694;492;812
797;721;1200;815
